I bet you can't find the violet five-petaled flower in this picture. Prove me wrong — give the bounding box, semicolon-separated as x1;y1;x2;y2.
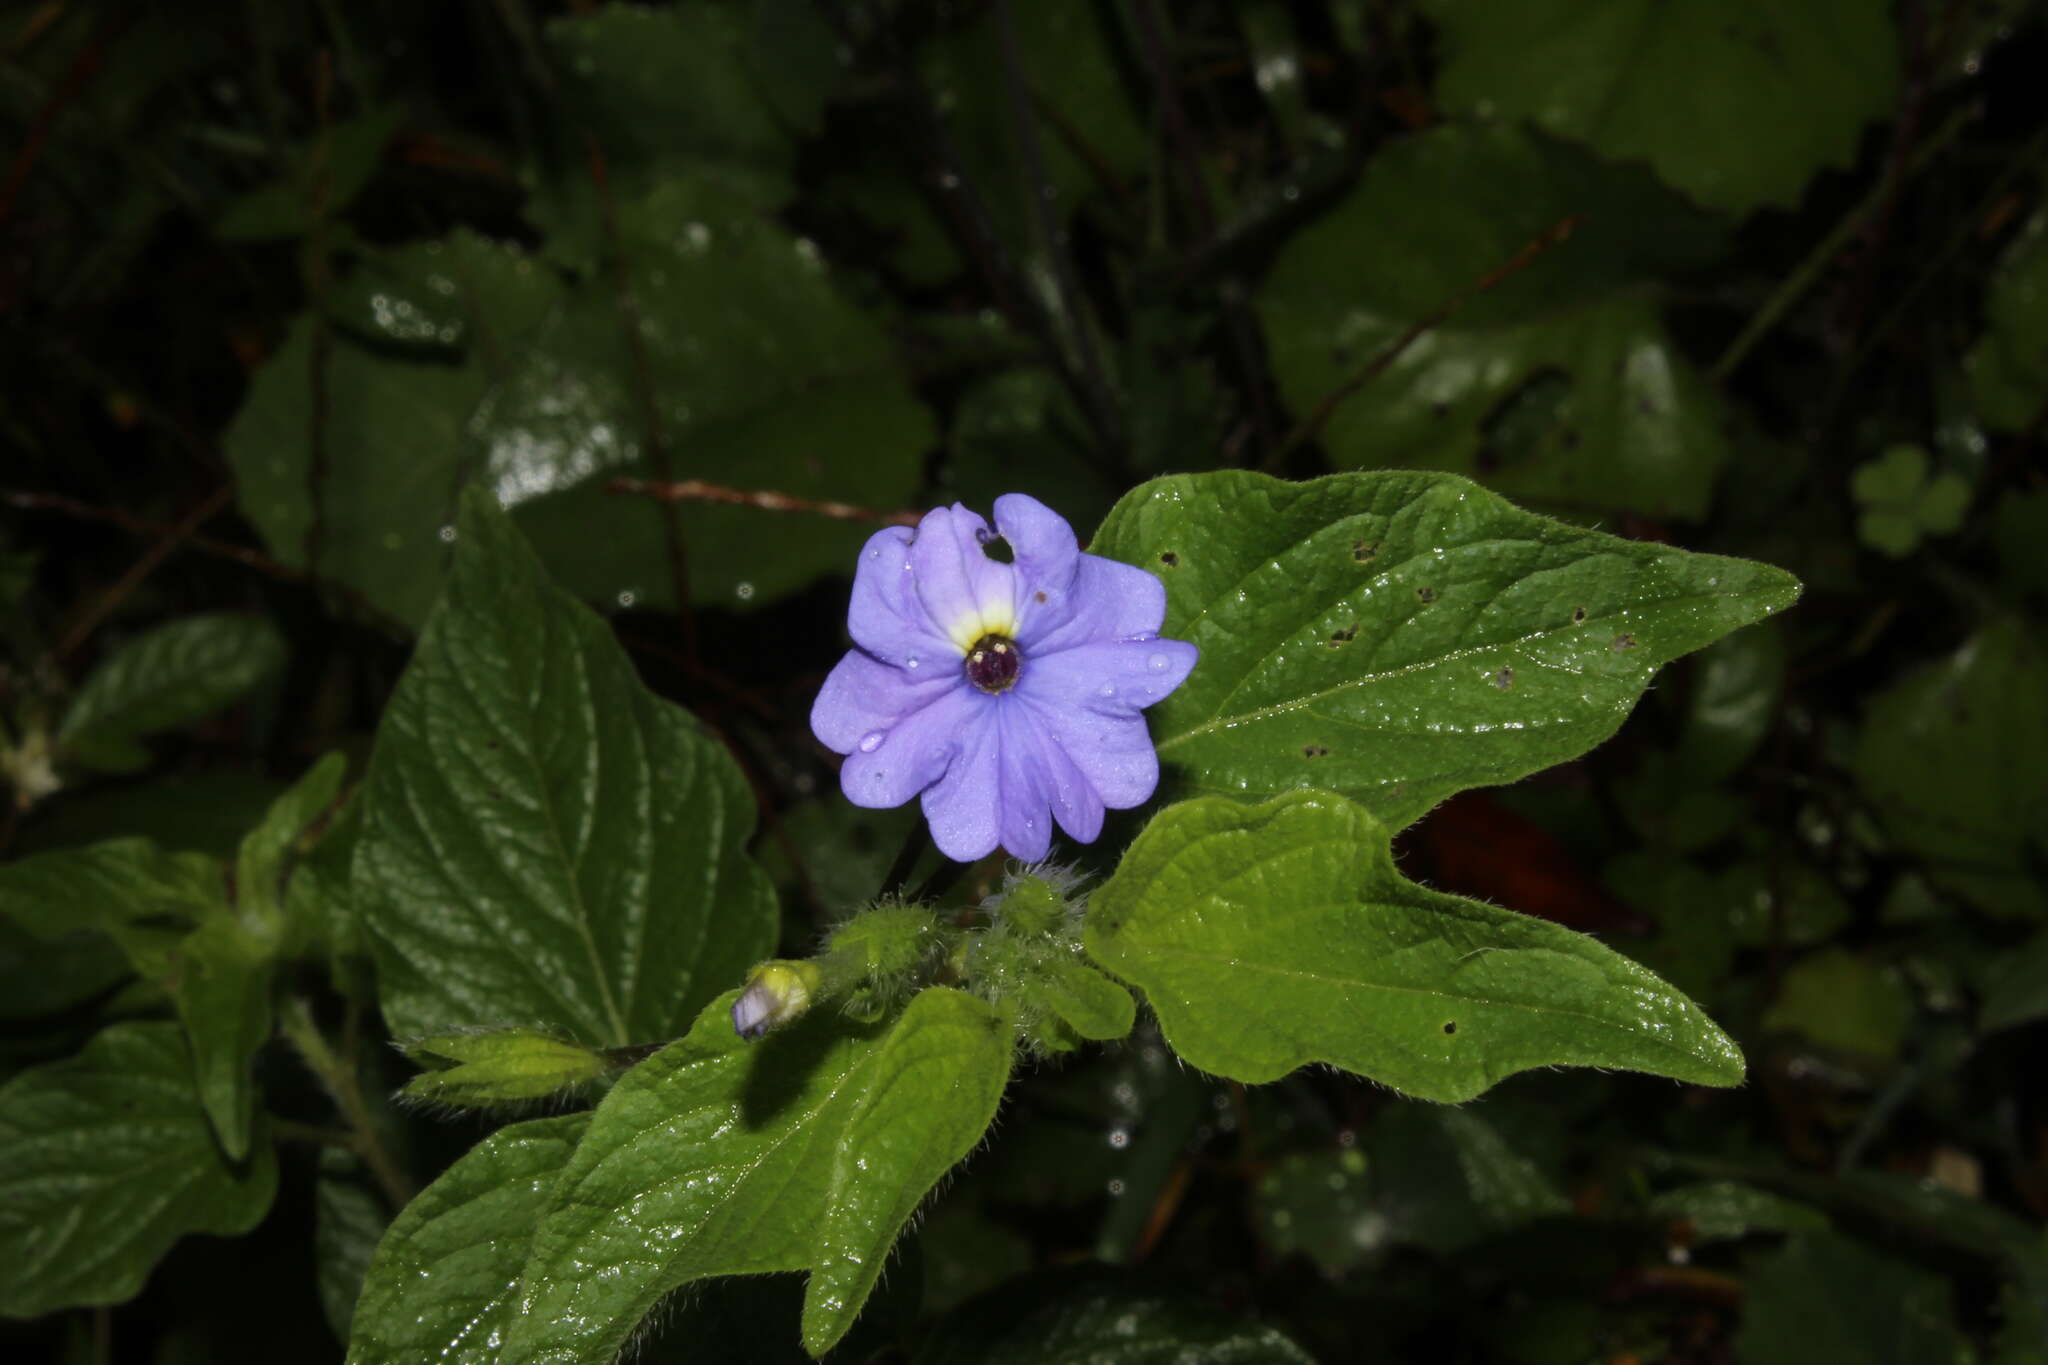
810;494;1198;863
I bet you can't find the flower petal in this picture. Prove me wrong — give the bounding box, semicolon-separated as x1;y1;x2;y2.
919;700;1004;861
911;505;1018;653
993;493;1081;641
1022;694;1166;810
847;525;954;669
838;684;983;811
1015;638;1198;718
810;649;960;754
1022;554;1169;654
1004;700;1105;848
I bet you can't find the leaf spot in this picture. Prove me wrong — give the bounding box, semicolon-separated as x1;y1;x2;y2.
1415;585;1437;604
1571;605;1587;624
1611;632;1638;652
1351;540;1377;563
1301;744;1329;758
1491;666;1514;690
1326;625;1358;648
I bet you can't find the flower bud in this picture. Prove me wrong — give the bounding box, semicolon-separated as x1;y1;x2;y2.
399;1028;608;1109
731;960;822;1040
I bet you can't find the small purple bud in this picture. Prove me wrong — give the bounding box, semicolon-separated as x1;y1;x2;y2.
731;961;821;1040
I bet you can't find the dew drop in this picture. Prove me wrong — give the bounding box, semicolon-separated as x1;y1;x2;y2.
905;656;921;670
1147;652;1169;671
1099;682;1117;698
858;732;884;753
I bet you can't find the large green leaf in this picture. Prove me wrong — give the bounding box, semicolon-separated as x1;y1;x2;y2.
1421;0;1898;215
345;1115;588;1365
1086;791;1743;1100
1968;210;2048;431
503;987;1011;1364
914;1267;1317;1365
0;838;220;970
57;613;285;772
1256;124;1733;518
355;488;775;1046
228;202;931;626
483;183;934;613
1850;619;2048;920
1089;470;1798;828
165;911;274;1161
0;1022;277;1318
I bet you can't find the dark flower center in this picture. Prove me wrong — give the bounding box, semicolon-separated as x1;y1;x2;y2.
965;634;1022;693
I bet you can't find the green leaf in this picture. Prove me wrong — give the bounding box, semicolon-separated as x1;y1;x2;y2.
1089;470;1799;828
345;1114;588;1365
399;1029;608;1109
1648;1182;1828;1244
227;231;563;630
213;105;404;242
356;488;775;1046
1032;958;1137;1044
0;838;219;970
229;202;932;625
1968;209;2048;431
0;916;129;1020
56;613;285;772
11;771;287;860
1086;791;1744;1100
913;1267;1317;1365
1255;124;1734;519
1421;0;1898;215
801;988;1013;1354
1850;618;2048;920
237;751;348;934
1735;1232;1967;1365
166;911;275;1160
503;987;1011;1364
316;1164;389;1344
0;1021;277;1317
1761;949;1913;1062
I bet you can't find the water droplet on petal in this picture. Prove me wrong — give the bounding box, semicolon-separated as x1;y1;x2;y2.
905;656;920;670
1147;652;1169;671
1099;682;1117;698
858;732;884;753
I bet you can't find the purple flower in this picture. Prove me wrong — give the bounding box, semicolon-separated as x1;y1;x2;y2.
811;494;1197;863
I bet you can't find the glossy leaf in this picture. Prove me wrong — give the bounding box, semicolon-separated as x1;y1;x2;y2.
166;911;274;1160
1968;209;2048;431
236;751;348;932
345;1115;588;1365
355;488;775;1046
503;988;1011;1364
1089;470;1799;828
56;613;285;772
1256;125;1733;518
1850;619;2048;920
914;1267;1317;1365
1086;791;1744;1100
0;1022;277;1317
802;988;1013;1354
1422;0;1897;215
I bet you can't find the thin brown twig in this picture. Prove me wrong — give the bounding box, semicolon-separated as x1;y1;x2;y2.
55;485;231;665
1261;213;1585;472
607;478;922;527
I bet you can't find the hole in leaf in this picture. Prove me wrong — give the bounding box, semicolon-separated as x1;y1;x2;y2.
1611;633;1638;652
1301;744;1330;758
1351;540;1377;563
1571;605;1587;624
1416;585;1437;604
1327;625;1358;647
1159;551;1180;567
1442;1021;1457;1035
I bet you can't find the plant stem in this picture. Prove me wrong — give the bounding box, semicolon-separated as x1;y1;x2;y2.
281;997;415;1209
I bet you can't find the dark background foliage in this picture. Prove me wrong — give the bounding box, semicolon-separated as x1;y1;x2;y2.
2;1;2045;1361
